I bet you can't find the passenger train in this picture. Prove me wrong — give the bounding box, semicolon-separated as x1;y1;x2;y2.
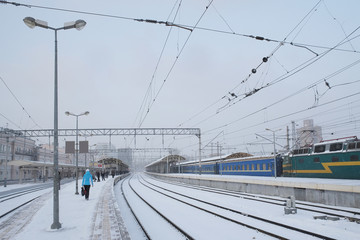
166;136;360;180
171;153;283;177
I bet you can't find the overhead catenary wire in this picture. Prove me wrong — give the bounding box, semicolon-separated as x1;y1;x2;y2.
177;0;326;128
188;28;360;129
136;0;215;128
0;75;42;129
2;0;355;54
181;92;360;153
133;0;184;129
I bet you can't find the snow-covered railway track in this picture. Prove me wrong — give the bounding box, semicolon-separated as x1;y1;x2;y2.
147;175;360;222
139;175;334;240
0;196;40;219
0;185;50;203
0;183;54;220
121;175;194;240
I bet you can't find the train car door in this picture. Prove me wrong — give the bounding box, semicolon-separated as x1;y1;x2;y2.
215;162;219;174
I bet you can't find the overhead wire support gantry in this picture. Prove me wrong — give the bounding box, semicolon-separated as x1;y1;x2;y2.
17;127;201;138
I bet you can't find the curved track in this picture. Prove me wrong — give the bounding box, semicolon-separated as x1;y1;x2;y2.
120;175;194;240
146;174;360;222
139;175;335;240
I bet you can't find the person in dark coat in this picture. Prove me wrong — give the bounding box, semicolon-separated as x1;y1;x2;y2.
96;171;100;182
81;169;94;200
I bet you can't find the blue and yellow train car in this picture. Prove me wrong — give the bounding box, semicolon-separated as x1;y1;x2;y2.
179;154;282;177
283;137;360;179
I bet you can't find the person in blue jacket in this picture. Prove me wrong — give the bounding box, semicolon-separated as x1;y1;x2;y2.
82;169;94;200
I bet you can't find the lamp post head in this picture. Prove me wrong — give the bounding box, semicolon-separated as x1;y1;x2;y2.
75;20;86;30
266;128;281;133
23;17;48;29
65;111;70;116
23;17;36;28
64;20;86;30
84;111;90;116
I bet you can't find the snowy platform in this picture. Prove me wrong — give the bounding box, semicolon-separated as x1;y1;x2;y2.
148;173;360;208
0;178;129;240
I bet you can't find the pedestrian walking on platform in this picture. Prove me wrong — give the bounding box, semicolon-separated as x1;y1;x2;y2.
82;169;94;200
96;171;100;182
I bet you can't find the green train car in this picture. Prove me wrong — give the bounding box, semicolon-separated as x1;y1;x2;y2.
283;136;360;179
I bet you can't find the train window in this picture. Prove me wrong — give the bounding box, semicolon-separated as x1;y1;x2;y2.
350;155;359;161
330;143;343;151
357;142;360;149
293;149;299;155
251;164;254;170
313;157;320;163
332;157;339;162
257;164;260;170
314;145;325;153
298;159;304;164
263;163;266;170
348;143;355;150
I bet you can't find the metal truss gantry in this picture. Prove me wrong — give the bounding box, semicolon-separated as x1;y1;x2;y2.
18;128;201;138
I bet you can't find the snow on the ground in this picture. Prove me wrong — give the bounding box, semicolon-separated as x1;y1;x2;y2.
1;178;112;240
1;173;359;240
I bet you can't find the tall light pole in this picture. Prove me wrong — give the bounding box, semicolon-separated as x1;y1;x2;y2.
65;111;89;195
23;17;86;230
266;128;281;178
90;144;97;173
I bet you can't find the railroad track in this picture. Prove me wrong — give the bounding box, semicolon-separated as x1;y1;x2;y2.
120;175;193;240
0;185;51;203
0;196;41;219
146;174;360;222
0;179;71;220
139;174;336;240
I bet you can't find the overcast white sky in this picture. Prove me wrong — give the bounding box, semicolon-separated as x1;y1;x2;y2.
1;0;360;158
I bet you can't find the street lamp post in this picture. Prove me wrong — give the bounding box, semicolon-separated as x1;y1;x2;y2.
23;17;86;230
266;128;281;178
90;144;97;173
65;111;89;195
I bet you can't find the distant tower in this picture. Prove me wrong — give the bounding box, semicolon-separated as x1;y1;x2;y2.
291;121;297;149
296;119;322;147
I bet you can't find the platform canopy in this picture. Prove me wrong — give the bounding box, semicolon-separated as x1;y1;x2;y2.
145;155;186;168
8;159;74;168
